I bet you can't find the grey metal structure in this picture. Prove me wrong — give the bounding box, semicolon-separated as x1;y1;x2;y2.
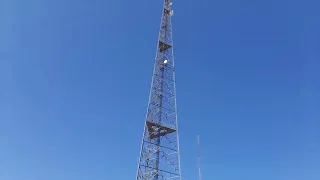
136;0;181;180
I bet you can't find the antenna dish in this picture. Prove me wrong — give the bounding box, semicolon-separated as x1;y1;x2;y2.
170;10;174;16
170;2;173;6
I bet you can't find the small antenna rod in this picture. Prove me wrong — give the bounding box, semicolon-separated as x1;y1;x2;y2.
197;135;202;180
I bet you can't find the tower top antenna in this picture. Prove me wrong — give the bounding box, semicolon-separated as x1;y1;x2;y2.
198;135;202;180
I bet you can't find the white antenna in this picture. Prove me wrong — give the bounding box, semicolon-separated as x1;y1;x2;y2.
170;10;174;16
198;135;202;180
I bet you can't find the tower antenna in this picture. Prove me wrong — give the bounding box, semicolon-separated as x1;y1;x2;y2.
198;135;202;180
135;0;181;180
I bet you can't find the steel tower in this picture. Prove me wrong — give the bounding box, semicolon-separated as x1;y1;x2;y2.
136;0;181;180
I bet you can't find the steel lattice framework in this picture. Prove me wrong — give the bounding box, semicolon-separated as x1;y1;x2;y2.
136;0;181;180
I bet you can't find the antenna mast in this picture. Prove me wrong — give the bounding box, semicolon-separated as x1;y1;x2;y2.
135;0;181;180
198;135;202;180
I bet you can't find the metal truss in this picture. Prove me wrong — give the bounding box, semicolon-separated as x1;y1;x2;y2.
136;0;181;180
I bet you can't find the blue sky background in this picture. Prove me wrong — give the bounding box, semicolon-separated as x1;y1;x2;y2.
1;0;320;179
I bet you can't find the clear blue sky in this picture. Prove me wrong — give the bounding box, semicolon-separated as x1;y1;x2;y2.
1;0;320;179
